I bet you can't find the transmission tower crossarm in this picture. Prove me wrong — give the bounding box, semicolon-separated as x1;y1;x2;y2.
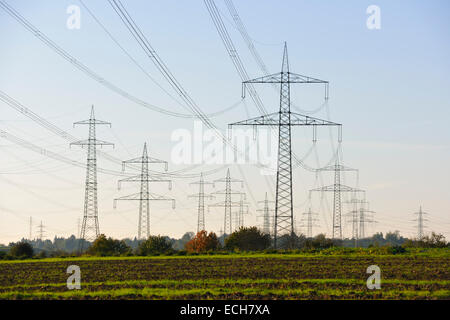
310;184;365;193
243;72;329;84
73;119;112;126
213;178;244;185
122;156;168;167
70;139;114;147
114;192;175;206
208;201;242;208
229;112;340;127
316;164;358;172
212;189;246;197
118;175;172;190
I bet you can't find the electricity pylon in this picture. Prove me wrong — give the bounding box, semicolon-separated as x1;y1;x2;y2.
257;192;275;235
114;143;174;240
359;202;376;239
413;206;428;240
312;160;361;239
71;106;113;250
300;207;320;238
188;173;214;233
233;193;250;231
344;198;365;246
229;43;341;248
209;168;243;235
37;220;45;240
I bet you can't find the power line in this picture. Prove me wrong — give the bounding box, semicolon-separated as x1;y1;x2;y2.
0;1;241;120
0;90;226;179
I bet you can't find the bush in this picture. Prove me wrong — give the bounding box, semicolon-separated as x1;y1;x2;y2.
277;233;305;250
9;241;34;259
225;227;271;251
185;230;221;253
304;234;335;250
87;234;131;256
403;233;448;248
136;235;173;255
387;245;406;254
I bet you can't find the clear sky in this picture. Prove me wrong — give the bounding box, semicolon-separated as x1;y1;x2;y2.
0;0;449;244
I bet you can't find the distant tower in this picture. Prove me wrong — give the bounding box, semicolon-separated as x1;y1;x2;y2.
313;159;360;239
209;169;243;235
37;221;45;240
229;43;341;248
359;202;375;239
301;208;319;238
257;192;275;235
188;173;214;233
235;193;249;231
71;106;113;250
114;143;174;239
345;198;363;246
414;206;428;240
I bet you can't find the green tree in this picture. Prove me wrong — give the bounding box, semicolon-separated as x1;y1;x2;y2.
9;241;34;258
136;235;173;255
225;227;271;251
277;233;305;250
87;234;131;256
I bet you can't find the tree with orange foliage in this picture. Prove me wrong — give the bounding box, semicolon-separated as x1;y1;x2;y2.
185;230;221;253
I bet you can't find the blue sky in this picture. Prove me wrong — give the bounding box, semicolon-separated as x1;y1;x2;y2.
0;0;449;243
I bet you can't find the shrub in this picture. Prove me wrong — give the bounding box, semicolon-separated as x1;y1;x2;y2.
225;227;271;251
304;234;335;250
136;235;173;255
87;234;131;256
403;233;448;248
185;231;221;253
387;245;406;254
9;241;34;259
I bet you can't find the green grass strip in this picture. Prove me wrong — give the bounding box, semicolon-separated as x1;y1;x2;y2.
0;287;448;300
1;278;448;291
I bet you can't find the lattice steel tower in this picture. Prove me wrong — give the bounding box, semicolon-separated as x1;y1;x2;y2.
37;220;45;240
114;143;174;239
312;159;360;239
234;193;249;231
71;106;113;249
413;206;428;240
229;43;341;248
345;198;365;246
359;202;375;239
209;169;244;235
189;173;214;233
301;207;320;238
257;192;275;235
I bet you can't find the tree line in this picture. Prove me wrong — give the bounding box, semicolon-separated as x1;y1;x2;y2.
0;227;448;260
